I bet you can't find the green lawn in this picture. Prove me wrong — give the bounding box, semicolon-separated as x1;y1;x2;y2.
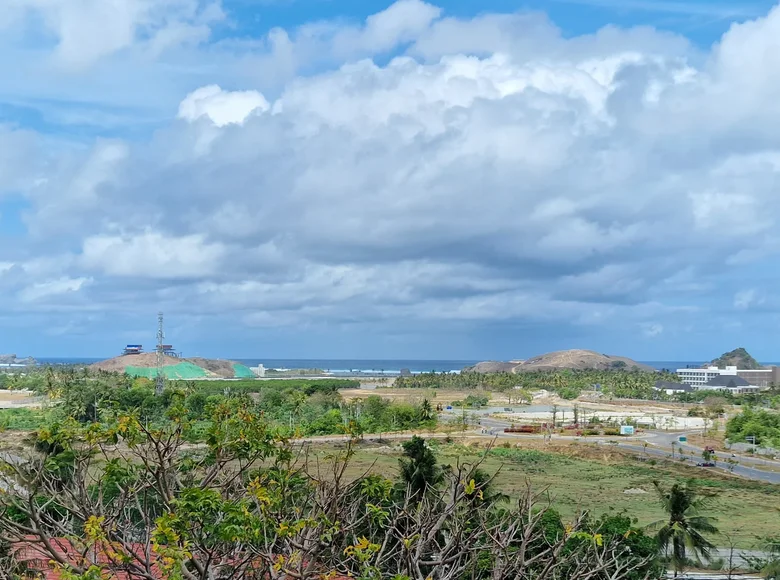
314;440;780;549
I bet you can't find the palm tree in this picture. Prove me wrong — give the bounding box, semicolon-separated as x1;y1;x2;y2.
649;481;719;577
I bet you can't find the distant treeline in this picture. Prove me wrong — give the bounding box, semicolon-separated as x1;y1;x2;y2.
0;368;434;438
395;369;679;400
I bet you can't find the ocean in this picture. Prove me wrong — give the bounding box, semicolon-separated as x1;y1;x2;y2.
37;358;481;374
35;358;721;373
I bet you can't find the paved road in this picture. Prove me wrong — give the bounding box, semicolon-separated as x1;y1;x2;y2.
648;431;780;470
475;417;780;485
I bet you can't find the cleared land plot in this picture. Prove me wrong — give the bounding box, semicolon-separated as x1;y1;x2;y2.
340;388;504;404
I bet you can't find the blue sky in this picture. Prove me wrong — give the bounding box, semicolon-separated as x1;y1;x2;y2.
3;0;780;362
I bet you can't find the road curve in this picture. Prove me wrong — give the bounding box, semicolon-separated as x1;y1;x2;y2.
475;416;780;485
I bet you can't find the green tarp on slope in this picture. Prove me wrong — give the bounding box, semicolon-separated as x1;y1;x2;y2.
233;363;256;378
125;362;210;380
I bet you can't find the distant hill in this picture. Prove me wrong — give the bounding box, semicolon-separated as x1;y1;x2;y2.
0;354;36;365
91;353;255;379
464;349;655;373
708;347;764;370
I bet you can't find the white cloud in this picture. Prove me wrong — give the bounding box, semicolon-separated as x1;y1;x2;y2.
4;0;224;69
642;323;664;337
19;277;91;302
9;1;780;351
734;289;764;310
336;0;442;55
80;231;226;279
178;84;270;127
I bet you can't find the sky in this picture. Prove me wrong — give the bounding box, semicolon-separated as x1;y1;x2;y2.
3;0;780;361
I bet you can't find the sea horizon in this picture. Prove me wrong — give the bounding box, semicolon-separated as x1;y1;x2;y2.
27;357;752;373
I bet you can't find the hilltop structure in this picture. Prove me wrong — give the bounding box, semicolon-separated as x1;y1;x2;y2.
91;353;255;380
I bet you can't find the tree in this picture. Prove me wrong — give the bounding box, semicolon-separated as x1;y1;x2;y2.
398;435;443;498
650;481;719;577
419;398;434;421
0;402;662;580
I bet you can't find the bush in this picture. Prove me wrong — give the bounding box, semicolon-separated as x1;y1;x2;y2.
726;408;780;447
0;408;47;430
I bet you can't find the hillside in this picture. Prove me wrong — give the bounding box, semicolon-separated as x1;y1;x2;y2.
464;349;655;373
0;354;36;365
709;347;764;369
91;354;255;379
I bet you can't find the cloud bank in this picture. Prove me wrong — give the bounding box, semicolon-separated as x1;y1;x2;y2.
4;0;780;357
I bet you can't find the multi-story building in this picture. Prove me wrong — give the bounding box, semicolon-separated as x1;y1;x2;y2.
676;366;722;386
676;365;780;389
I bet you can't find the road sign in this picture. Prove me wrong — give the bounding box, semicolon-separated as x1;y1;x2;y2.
678;436;687;442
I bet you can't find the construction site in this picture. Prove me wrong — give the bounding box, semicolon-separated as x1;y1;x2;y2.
90;313;256;381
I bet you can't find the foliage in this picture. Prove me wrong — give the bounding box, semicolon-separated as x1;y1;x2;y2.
451;394;489;408
0;407;662;580
21;369;431;439
741;535;780;578
395;368;678;401
398;436;443;498
0;408;48;430
649;482;718;576
726;408;780;448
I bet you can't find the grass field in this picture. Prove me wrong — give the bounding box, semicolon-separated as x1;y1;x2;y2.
0;408;47;430
306;438;780;549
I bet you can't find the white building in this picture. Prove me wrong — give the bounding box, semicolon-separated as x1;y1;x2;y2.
699;375;760;395
676;366;763;394
676;365;777;386
653;380;695;396
250;364;266;378
676;366;724;386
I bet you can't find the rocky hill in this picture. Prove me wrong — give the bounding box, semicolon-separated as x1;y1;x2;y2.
708;347;764;369
464;349;655;373
91;353;255;379
466;361;518;373
0;354;36;365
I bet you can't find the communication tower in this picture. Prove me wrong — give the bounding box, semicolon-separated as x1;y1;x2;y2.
156;312;165;395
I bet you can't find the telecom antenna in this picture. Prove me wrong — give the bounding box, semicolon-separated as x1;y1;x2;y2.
155;311;165;395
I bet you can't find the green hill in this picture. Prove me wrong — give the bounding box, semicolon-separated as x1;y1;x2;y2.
710;347;763;370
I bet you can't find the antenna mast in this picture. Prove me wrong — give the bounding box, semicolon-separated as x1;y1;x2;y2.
156;311;165;395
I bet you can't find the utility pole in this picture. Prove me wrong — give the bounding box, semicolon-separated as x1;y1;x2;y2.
156;312;165;396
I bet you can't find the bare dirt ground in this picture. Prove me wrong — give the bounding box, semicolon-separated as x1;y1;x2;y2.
90;354;241;378
0;390;43;408
340;388;487;405
186;357;238;378
91;353;186;372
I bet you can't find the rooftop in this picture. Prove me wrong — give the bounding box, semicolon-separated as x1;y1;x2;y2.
654;380;694;392
705;375;751;388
